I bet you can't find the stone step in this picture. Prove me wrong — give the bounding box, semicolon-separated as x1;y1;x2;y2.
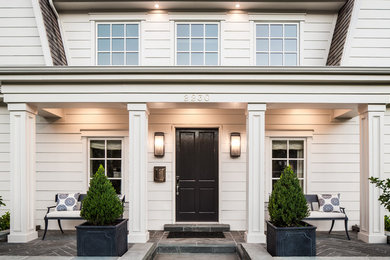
157;243;236;254
164;224;230;232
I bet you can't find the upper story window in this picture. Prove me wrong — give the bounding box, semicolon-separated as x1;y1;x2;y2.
96;23;139;65
255;23;299;66
176;23;219;66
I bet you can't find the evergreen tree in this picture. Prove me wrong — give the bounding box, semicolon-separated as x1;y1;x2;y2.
81;165;123;225
268;165;309;227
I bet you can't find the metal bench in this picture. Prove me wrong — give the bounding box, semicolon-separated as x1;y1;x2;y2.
304;194;350;240
43;193;125;240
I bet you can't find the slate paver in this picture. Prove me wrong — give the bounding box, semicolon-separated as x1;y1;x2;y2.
0;230;389;257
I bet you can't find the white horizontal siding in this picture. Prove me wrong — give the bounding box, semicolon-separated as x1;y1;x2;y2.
34;108;129;229
59;11;336;66
343;0;390;66
142;21;172;66
265;109;360;231
0;106;10;216
383;109;390;217
0;0;45;65
222;20;251;66
302;13;337;66
60;13;91;66
148;108;247;230
0;106;366;232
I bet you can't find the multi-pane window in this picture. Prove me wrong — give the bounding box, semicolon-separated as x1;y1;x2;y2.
176;23;219;66
255;23;298;66
89;139;123;194
271;139;305;189
97;23;139;65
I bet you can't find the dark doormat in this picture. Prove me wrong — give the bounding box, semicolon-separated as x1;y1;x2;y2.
167;232;225;238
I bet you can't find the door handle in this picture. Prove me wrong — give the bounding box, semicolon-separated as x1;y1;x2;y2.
176;176;180;196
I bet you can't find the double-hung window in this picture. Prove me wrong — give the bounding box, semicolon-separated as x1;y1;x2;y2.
96;23;139;65
271;139;305;189
255;23;299;66
176;23;219;66
89;139;123;194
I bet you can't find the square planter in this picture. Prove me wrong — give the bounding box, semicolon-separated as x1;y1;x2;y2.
76;218;128;256
266;220;316;256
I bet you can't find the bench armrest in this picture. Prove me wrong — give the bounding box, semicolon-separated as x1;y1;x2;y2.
340;207;346;214
46;206;56;214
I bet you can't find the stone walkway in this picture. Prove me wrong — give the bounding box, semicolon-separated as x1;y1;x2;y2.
0;230;389;257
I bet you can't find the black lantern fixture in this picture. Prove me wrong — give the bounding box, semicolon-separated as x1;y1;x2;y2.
230;132;241;158
154;132;165;157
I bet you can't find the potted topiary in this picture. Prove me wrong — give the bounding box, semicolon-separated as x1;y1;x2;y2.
267;165;315;256
76;165;127;256
369;177;390;244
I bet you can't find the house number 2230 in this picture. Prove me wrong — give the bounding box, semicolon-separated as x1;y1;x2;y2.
184;94;210;102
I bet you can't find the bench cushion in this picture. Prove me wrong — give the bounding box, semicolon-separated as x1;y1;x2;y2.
47;210;81;218
306;211;346;219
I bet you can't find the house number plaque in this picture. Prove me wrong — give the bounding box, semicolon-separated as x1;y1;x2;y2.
184;94;210;102
154;166;166;183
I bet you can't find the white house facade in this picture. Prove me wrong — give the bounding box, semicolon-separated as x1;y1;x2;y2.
0;0;389;245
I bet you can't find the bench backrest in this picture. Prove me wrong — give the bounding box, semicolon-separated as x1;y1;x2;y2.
305;194;318;211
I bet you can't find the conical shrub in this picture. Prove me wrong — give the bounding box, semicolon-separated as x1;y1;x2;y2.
81;165;123;225
268;165;309;227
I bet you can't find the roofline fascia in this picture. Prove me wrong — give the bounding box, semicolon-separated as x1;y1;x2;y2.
0;66;389;75
0;67;390;86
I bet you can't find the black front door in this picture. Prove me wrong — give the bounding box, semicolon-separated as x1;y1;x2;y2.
176;128;219;222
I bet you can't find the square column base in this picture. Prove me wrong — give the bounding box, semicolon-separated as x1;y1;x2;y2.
245;231;266;243
128;231;150;243
358;231;387;244
8;231;38;243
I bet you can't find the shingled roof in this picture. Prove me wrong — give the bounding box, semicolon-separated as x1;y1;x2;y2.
39;0;67;65
326;0;354;66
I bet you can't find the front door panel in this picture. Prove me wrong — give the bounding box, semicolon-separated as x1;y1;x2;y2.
176;128;219;222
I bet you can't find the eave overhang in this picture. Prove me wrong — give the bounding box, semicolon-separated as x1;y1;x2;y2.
52;0;347;12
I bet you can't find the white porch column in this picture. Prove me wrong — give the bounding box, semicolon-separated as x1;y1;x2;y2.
127;103;149;243
245;103;267;243
7;104;38;243
358;104;387;244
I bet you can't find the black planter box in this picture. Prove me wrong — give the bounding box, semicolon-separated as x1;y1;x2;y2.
266;220;316;256
76;219;128;256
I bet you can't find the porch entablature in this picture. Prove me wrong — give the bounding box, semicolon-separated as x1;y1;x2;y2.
1;67;390;106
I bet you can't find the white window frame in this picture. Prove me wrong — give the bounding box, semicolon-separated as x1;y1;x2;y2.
254;22;300;66
88;138;124;194
95;22;140;66
270;137;306;191
175;22;220;66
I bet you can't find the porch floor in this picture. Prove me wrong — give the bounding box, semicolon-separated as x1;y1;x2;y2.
0;230;389;258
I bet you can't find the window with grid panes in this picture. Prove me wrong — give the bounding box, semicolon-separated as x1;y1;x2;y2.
176;23;219;66
97;23;139;65
256;23;298;66
89;139;123;194
271;139;305;190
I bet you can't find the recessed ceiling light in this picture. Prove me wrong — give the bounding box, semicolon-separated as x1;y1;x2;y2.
154;3;159;8
235;3;240;8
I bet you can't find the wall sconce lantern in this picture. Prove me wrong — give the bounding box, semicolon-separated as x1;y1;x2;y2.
154;132;165;157
230;132;241;158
